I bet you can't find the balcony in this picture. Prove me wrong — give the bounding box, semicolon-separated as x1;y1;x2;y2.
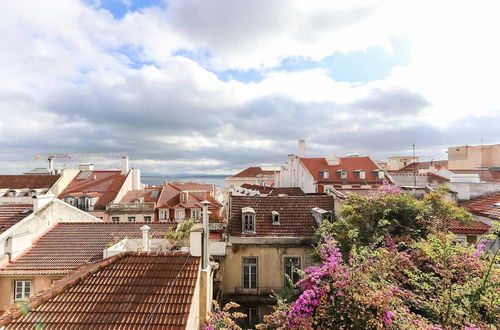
224;287;281;304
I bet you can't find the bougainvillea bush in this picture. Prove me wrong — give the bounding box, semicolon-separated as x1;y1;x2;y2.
257;234;499;329
256;187;499;329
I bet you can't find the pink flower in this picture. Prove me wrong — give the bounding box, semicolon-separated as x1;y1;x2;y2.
382;310;395;326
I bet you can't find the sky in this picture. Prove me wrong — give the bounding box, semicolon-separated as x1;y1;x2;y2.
1;0;499;175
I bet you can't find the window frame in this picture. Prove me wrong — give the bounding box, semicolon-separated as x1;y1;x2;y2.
128;216;136;222
284;257;301;286
111;216;120;223
144;216;152;222
242;257;258;289
13;280;32;301
242;213;256;234
159;209;169;221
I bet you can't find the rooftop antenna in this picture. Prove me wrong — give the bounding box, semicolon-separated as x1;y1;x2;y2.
413;144;417;186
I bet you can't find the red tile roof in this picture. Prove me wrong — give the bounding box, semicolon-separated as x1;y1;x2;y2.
300;156;387;184
0;175;60;189
0;204;33;235
450;169;500;183
333;188;380;198
119;187;162;204
229;195;334;237
0;252;200;329
397;160;448;172
170;181;215;192
0;223;175;276
58;171;127;210
459;192;500;219
439;219;491;235
157;183;221;210
240;184;305;196
231;167;279;178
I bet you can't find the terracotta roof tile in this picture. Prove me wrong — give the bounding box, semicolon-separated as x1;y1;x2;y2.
0;252;200;329
58;171;127;210
0;175;60;189
240;184;305;196
0;203;33;235
229;195;334;237
231;167;279;178
119;187;162;204
439;219;491;234
0;223;175;276
398;160;448;172
300;156;388;184
460;192;500;219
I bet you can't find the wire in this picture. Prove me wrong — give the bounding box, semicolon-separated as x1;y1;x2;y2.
141;252;192;328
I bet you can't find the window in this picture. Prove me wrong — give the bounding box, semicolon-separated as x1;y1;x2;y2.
7;190;16;197
180;192;188;203
243;213;255;233
144;216;152;222
324;213;334;222
191;209;200;219
97;216;103;220
128;216;136;222
159;210;169;221
320;170;329;179
272;211;280;225
111;216;120;222
466;235;477;244
175;209;185;220
28;190;37;197
377;171;385;180
243;257;258;289
284;257;301;285
14;280;31;301
357;170;366;180
64;196;75;206
337;170;347;179
81;197;91;211
241;307;259;329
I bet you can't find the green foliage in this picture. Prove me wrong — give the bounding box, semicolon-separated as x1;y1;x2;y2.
164;218;195;246
317;187;475;255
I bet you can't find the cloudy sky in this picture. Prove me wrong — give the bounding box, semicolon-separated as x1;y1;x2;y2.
1;0;499;174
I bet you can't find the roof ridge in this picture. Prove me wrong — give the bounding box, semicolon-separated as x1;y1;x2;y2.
0;253;127;326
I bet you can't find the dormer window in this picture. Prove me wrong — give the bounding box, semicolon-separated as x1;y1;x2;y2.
336;170;347;180
378;171;385;180
28;190;38;197
7;190;16;197
354;170;366;180
63;195;75;206
272;211;280;225
242;207;256;234
319;170;329;179
180;192;188;203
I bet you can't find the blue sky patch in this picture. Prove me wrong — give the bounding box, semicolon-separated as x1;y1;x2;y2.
89;0;165;19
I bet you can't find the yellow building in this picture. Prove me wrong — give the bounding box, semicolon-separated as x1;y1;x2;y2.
221;195;335;328
448;143;500;170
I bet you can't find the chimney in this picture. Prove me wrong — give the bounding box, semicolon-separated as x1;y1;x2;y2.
298;139;306;158
79;163;94;171
140;224;150;252
121;156;130;175
32;194;55;213
325;155;340;166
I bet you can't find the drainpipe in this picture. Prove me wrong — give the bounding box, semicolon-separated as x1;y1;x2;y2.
140;224;150;252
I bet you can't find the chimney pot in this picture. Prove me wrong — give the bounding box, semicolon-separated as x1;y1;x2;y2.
140;224;151;252
298;139;306;158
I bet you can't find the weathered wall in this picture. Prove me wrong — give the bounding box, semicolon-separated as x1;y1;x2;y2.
446;182;500;200
47;169;79;196
448;144;500;170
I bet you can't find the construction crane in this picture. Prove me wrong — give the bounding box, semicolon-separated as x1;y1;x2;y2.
34;152;128;173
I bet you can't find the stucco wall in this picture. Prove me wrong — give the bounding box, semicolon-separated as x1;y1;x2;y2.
448;144;500;170
446;182;500;200
47;169;79;196
221;244;314;295
0;275;61;313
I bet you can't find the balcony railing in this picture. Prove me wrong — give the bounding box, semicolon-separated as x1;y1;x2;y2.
231;287;282;296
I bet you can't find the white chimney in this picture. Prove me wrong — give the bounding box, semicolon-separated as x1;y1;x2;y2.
121;156;130;175
140;224;151;252
201;200;210;270
79;163;94;171
298;139;306;158
33;194;55;212
132;168;141;190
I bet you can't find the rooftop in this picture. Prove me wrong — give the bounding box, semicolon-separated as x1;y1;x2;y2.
240;184;305;196
0;175;60;189
0;204;33;235
119;187;162;204
450;169;500;183
230;167;280;178
300;156;386;184
460;192;500;219
0;252;200;329
157;183;220;210
0;222;174;276
397;160;449;172
439;218;491;235
58;171;127;210
229;195;334;237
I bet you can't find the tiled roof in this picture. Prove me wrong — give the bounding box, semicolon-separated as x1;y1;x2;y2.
0;223;174;276
170;181;215;192
157;183;220;209
240;184;305;196
450;169;500;183
229;195;334;237
231;167;279;178
0;204;33;235
439;219;491;235
398;160;448;172
119;187;162;204
58;171;127;210
333;188;380;198
460;192;500;219
0;175;60;189
389;172;449;187
0;252;200;329
300;156;387;184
